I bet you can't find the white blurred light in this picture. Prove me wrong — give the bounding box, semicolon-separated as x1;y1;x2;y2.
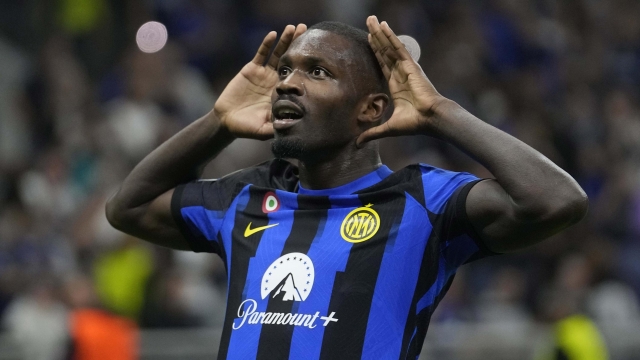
136;21;168;53
398;35;421;62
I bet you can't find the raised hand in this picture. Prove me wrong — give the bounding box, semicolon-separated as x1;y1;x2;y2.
214;24;307;140
357;16;447;146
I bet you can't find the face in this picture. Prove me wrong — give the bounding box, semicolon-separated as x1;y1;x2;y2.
271;30;372;160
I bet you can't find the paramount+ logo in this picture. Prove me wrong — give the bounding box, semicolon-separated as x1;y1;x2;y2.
340;204;380;243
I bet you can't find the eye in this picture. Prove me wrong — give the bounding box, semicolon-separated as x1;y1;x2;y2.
311;67;329;78
278;67;291;77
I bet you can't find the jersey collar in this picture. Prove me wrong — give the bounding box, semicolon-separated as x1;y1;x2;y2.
297;165;393;196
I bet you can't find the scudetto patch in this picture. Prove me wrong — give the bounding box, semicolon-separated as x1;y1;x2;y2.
262;192;280;213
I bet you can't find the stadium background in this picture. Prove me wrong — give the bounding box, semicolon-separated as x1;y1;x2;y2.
0;0;639;359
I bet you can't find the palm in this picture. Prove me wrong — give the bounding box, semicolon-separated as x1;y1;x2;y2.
214;63;279;139
386;60;432;133
213;24;306;140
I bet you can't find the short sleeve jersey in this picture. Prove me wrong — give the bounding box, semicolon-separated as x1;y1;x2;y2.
171;159;495;360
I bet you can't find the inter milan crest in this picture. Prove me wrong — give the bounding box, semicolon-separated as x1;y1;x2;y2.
340;204;380;243
262;192;280;213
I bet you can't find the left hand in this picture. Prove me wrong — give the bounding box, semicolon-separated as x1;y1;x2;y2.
357;16;448;146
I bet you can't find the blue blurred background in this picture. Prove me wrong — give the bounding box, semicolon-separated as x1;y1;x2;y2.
0;0;639;359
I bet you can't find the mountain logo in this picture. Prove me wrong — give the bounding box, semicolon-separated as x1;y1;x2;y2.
261;252;314;301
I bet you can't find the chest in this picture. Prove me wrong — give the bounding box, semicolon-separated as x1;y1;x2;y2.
221;190;432;288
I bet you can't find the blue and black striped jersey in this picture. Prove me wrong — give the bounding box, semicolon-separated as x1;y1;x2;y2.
171;159;495;360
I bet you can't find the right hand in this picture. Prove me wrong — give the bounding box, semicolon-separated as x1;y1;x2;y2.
213;24;307;140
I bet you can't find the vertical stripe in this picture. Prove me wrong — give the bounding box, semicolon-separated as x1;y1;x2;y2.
406;275;455;359
360;195;431;359
226;190;297;359
217;186;268;360
416;254;451;313
287;196;357;360
403;252;457;360
220;186;251;280
319;194;406;360
442;235;480;268
398;199;442;360
256;195;332;360
399;177;477;360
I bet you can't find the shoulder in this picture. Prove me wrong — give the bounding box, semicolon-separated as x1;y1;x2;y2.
379;164;479;213
416;163;479;187
417;164;480;213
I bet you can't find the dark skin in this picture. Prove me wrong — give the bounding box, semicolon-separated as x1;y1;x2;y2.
106;18;588;253
270;28;388;188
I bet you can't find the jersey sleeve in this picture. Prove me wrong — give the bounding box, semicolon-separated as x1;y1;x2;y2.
420;165;497;267
171;178;241;254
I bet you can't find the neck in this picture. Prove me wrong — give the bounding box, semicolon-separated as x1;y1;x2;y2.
297;142;382;190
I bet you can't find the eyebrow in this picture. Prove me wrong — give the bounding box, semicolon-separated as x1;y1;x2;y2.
279;54;336;69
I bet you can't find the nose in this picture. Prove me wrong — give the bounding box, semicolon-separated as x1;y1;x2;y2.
276;70;304;96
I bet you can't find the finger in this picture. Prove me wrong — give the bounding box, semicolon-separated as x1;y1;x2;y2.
251;31;278;66
356;122;393;148
292;23;307;41
367;29;392;77
367;17;398;69
380;21;411;61
367;16;390;54
366;15;380;38
267;25;296;69
368;31;384;56
256;123;275;140
369;34;391;80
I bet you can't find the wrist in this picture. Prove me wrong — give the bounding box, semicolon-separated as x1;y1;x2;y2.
209;109;237;141
419;97;461;138
206;110;237;143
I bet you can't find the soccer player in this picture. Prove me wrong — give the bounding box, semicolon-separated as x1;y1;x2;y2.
106;17;588;360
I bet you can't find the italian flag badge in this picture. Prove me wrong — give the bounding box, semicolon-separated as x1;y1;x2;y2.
262;192;280;213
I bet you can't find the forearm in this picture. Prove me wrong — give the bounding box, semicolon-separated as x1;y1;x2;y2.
108;111;234;214
428;99;587;220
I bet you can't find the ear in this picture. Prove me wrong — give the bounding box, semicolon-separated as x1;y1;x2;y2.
357;93;389;124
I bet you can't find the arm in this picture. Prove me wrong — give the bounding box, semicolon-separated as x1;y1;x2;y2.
106;24;307;250
105;113;233;250
427;100;587;252
360;17;588;253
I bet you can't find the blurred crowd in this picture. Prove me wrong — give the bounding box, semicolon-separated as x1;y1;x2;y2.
1;0;640;358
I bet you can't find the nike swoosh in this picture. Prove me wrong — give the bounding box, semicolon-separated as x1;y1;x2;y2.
244;222;279;237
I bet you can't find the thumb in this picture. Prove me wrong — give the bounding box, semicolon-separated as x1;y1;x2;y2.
256;123;275;140
356;123;391;148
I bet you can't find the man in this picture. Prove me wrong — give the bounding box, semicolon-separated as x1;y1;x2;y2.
106;17;588;360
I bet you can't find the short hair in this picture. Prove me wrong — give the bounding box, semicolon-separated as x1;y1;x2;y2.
308;21;389;96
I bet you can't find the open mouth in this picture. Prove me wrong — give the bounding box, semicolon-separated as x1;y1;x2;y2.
272;100;304;130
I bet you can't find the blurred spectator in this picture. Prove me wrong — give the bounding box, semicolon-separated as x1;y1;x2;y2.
173;252;227;327
140;268;201;328
66;274;139;360
537;289;609;360
534;255;610;360
476;267;533;336
93;236;153;319
0;36;31;198
2;281;69;360
587;281;640;327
